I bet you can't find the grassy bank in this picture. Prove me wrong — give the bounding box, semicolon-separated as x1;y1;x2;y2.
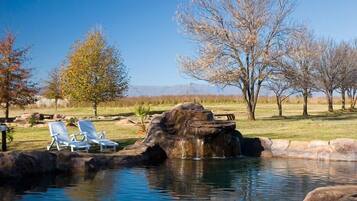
3;102;357;151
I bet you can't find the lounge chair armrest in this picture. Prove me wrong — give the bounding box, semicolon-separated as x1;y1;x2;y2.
51;133;60;137
79;132;89;141
70;133;84;141
51;133;60;140
98;131;106;139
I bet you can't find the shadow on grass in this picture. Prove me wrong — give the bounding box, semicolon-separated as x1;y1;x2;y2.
6;138;142;152
103;110;166;118
89;110;166;123
1;110;167;123
116;138;141;149
261;109;357;122
243;132;305;140
71;138;141;152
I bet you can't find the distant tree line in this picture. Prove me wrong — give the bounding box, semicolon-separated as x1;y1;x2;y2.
268;32;357;117
177;0;357;120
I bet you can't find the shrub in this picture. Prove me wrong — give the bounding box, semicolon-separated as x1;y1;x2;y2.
28;114;37;127
65;117;78;127
6;126;14;143
134;104;151;132
0;124;14;144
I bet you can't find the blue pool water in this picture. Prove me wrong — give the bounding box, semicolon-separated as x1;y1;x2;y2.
1;157;356;201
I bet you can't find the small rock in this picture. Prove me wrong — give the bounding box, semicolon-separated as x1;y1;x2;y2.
115;118;136;126
111;116;122;120
330;138;357;154
97;116;106;120
53;114;65;120
303;185;357;201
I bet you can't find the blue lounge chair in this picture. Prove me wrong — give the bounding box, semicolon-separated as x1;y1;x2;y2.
78;120;118;152
47;121;90;152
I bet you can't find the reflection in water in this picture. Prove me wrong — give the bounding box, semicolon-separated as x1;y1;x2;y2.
0;158;356;201
65;171;116;201
146;158;356;200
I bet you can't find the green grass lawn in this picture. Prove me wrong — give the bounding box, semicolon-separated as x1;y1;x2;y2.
3;103;357;151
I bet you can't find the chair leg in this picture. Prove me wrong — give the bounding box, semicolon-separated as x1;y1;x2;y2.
56;142;61;151
47;139;55;151
71;146;74;152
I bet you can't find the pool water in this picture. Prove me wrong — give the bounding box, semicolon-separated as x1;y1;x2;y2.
1;157;356;201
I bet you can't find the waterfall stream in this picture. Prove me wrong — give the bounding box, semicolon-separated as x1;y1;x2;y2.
193;138;204;160
180;140;186;159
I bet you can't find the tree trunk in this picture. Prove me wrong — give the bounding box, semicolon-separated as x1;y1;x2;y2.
351;89;356;109
327;91;333;112
92;102;98;117
276;96;283;117
348;93;352;109
242;88;256;121
327;97;333;112
4;102;9;122
302;89;308;117
341;89;346;110
55;98;58;112
247;103;255;121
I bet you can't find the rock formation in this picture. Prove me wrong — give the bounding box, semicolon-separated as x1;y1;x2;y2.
127;102;241;159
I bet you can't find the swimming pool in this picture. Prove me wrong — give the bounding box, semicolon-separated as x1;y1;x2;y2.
1;157;356;201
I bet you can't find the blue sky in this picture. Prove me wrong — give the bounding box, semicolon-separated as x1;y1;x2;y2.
1;0;357;86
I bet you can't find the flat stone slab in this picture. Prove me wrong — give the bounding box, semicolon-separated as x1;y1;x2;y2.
241;137;357;161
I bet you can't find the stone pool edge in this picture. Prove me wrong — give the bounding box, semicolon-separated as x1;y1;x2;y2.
0;137;356;180
0;144;166;179
241;137;357;161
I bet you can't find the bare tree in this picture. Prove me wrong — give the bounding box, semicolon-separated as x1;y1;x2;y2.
314;39;345;112
347;84;357;109
280;30;318;117
346;63;357;109
337;42;356;110
177;0;295;120
266;74;294;117
43;66;63;111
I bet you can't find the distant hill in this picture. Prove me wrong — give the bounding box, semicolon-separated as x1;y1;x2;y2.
127;83;245;96
127;83;327;97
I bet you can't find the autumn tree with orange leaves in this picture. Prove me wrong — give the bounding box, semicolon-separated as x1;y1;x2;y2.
0;32;38;121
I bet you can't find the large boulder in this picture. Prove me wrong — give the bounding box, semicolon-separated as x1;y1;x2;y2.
303;185;357;201
0;151;57;178
0;148;167;179
128;103;241;159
